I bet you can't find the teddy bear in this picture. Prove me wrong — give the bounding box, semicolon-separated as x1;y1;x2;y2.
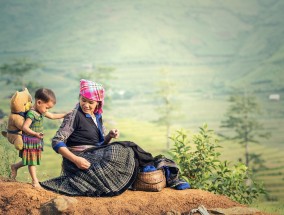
1;88;32;150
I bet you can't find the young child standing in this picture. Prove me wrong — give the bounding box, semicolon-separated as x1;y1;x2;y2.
11;88;67;188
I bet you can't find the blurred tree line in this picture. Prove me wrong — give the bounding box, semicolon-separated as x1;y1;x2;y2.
0;59;42;94
0;59;42;119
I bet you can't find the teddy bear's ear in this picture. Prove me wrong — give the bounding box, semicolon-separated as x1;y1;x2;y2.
24;88;29;93
12;91;19;101
11;91;19;108
24;88;33;102
10;91;19;109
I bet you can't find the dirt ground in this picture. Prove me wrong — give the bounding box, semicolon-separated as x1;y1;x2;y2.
0;178;269;215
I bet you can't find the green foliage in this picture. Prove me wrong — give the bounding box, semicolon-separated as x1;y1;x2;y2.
0;121;17;177
221;94;270;168
170;124;265;204
251;200;284;215
249;152;267;173
221;94;270;143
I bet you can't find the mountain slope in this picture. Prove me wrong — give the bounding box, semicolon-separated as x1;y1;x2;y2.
0;1;283;71
0;0;284;112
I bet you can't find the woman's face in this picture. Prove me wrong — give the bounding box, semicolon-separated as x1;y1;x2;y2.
79;96;98;115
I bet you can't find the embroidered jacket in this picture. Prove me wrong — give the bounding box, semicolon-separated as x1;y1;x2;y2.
52;104;105;153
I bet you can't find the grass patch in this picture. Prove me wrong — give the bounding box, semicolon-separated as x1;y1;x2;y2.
250;200;284;215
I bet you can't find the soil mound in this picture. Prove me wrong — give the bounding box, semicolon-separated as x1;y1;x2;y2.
0;178;267;215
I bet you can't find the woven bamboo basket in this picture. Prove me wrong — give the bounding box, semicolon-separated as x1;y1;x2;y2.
132;169;166;192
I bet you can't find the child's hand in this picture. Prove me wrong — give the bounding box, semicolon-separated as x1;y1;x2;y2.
34;132;44;139
61;110;72;119
66;110;73;115
109;129;119;139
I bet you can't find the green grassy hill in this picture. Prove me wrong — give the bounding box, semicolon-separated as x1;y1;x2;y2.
0;1;284;78
1;0;283;106
0;0;284;213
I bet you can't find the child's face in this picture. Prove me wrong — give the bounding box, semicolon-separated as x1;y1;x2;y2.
35;100;55;114
79;96;98;115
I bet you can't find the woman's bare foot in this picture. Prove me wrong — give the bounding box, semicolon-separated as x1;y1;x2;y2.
10;164;17;180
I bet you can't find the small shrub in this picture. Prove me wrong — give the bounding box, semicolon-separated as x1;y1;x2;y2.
169;124;265;204
0;120;17;177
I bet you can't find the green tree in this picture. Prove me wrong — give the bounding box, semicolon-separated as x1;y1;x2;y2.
220;94;270;169
154;68;181;149
0;59;40;89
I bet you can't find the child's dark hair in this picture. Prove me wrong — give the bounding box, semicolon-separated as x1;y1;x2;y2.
35;88;56;104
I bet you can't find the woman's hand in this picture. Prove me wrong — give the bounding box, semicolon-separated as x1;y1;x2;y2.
109;129;119;139
73;156;91;170
58;147;90;170
103;128;120;144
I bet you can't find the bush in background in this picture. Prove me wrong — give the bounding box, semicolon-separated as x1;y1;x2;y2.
0;120;17;178
169;124;265;204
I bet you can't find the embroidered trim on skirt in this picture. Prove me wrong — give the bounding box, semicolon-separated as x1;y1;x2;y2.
20;135;43;165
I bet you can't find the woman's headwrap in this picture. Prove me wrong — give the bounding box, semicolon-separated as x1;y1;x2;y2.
79;79;105;114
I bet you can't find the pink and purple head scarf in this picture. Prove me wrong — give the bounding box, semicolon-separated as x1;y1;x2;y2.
79;79;105;114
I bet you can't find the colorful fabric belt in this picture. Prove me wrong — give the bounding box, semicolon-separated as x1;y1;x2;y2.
68;145;96;152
